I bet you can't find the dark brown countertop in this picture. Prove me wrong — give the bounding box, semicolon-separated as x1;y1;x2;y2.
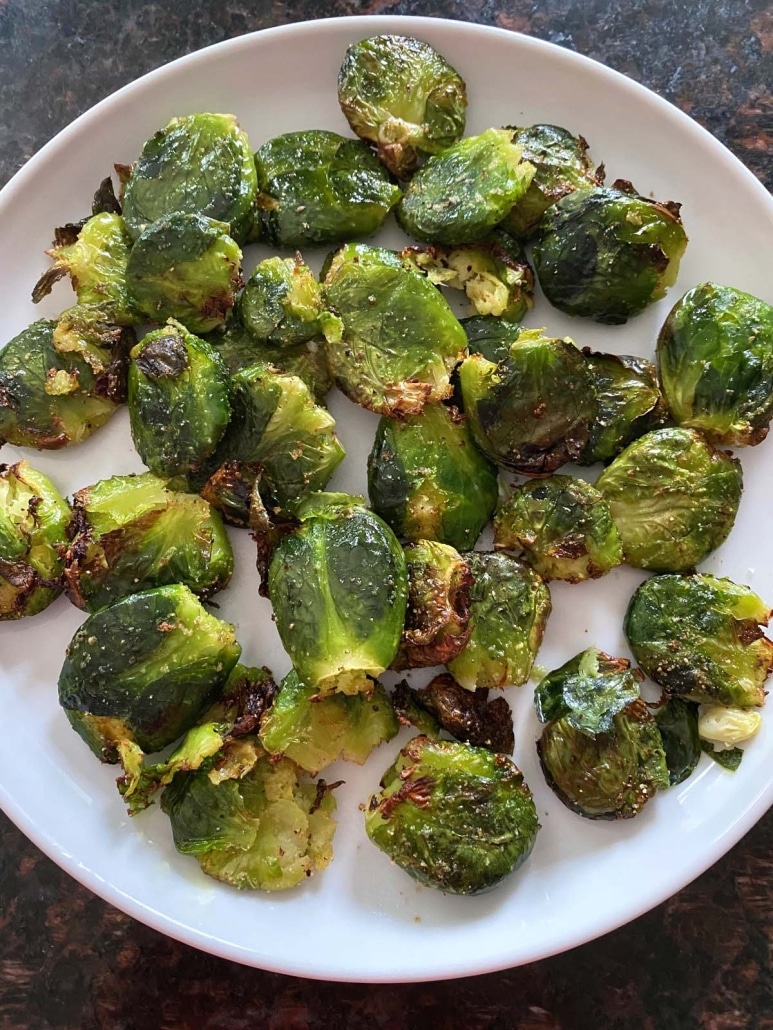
1;2;772;1026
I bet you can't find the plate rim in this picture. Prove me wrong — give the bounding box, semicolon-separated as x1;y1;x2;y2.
1;14;772;983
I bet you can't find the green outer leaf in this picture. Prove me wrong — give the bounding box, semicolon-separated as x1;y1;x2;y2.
365;735;539;895
58;584;241;759
595;427;743;572
268;496;408;695
323;243;467;418
700;740;743;771
122;113;258;244
624;573;773;707
0;460;71;619
655;697;701;786
368;402;498;551
657;281;773;446
259;669;398;773
447;552;551;690
494;475;622;583
534;648;642;736
255;130;401;248
128;322;231;479
396;129;535;245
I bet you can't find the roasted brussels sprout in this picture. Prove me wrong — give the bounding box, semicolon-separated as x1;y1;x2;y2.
493;475;623;583
368;402;498;550
579;350;668;465
447;551;551;691
161;745;337;891
0;461;70;619
397;128;535;245
125;213;242;333
533;181;688;324
392;540;473;670
399;230;534;322
255;130;401;248
337;34;467;178
654;697;701;786
461;315;522;365
459;329;596;475
203;319;332;401
121;113;258;244
268;493;408;696
365;735;538;894
501;124;603;239
128;321;231;479
392;676;515;754
625;573;773;707
199;363;344;523
32;212;139;325
259;669;398;774
63;472;234;611
58;584;241;761
595;427;742;571
323;244;467;417
117;664;277;814
0;313;132;449
657;282;773;446
240;256;327;347
535;648;669;819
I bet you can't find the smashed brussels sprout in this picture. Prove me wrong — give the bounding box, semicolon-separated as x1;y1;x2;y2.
259;669;398;774
63;472;233;611
338;34;467;178
365;735;538;894
58;584;241;761
399;230;534;322
368;402;498;550
392;540;473;670
533;181;688;323
392;676;515;755
501;123;603;239
32;212;139;325
447;551;551;691
323;244;467;417
595;427;742;571
494;475;623;583
0;314;132;449
459;328;595;475
162;745;337;891
579;350;668;464
199;363;344;523
239;256;326;347
121;113;258;244
536;648;669;819
397;128;535;245
268;493;408;696
255;130;401;248
0;461;70;619
657;282;773;446
128;321;231;478
126;213;242;333
625;573;773;707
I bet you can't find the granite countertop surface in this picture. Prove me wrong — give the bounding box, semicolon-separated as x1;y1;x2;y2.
0;1;771;1027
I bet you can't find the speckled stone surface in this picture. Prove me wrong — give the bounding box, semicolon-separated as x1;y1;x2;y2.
1;1;772;1026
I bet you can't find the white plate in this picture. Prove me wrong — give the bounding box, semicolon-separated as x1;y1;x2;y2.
1;16;772;984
